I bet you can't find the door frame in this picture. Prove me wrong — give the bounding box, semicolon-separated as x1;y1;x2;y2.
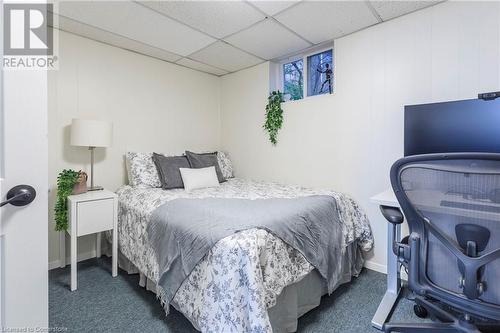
0;0;49;328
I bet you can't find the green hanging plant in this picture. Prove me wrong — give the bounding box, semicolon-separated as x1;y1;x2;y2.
263;90;284;145
54;169;80;231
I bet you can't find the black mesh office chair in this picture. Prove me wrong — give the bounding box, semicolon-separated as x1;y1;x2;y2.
381;153;500;333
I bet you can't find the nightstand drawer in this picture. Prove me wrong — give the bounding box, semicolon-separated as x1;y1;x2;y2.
77;199;114;236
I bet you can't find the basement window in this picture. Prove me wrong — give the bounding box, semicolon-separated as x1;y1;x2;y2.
307;49;333;96
283;59;304;101
276;46;334;102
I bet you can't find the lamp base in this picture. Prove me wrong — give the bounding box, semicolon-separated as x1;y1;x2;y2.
88;185;104;191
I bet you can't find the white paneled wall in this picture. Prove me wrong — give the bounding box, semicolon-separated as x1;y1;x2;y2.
49;1;500;271
48;31;221;266
220;1;500;271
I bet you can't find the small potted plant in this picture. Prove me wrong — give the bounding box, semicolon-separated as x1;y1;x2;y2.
54;169;87;231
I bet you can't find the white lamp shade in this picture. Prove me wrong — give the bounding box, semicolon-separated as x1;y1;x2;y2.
70;119;113;148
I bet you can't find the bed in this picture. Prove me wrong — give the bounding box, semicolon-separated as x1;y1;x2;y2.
111;175;373;333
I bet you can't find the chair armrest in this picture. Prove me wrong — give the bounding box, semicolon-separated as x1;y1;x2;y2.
380;205;404;224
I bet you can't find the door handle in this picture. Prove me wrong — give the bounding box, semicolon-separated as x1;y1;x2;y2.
0;185;36;207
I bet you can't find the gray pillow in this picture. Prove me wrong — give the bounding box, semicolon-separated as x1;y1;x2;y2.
185;151;225;183
152;153;191;189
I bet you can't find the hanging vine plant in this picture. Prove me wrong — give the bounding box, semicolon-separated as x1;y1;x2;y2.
263;90;284;145
54;169;81;231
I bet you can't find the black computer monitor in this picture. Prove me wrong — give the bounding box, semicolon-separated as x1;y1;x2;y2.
404;98;500;156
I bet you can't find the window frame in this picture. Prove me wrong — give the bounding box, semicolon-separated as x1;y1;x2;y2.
277;44;334;103
306;49;333;97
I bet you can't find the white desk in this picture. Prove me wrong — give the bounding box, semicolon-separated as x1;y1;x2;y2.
370;189;403;330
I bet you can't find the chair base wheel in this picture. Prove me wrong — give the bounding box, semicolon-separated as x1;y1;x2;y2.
414;304;428;318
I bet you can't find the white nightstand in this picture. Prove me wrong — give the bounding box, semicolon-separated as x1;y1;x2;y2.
60;189;118;291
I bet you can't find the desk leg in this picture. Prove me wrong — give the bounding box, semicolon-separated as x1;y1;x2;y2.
371;223;401;330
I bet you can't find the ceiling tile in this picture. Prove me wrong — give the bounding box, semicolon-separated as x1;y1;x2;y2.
57;1;215;56
249;1;301;16
55;15;182;63
189;41;263;72
176;58;229;76
225;19;310;60
369;1;441;21
275;1;379;44
139;1;265;39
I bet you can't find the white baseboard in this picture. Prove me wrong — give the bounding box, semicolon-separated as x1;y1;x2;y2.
364;260;409;281
48;250;97;270
364;260;387;274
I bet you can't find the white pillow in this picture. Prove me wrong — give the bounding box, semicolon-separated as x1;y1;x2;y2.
179;166;220;192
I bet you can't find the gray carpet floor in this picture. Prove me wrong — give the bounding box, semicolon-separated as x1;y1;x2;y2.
49;257;423;332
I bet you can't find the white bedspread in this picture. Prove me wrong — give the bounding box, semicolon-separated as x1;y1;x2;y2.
115;178;373;332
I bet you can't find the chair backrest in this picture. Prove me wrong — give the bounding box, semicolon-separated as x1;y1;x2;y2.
391;153;500;320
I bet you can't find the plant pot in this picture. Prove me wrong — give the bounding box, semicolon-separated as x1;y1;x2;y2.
72;172;88;195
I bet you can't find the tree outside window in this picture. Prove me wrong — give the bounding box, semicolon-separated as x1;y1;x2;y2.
283;59;303;101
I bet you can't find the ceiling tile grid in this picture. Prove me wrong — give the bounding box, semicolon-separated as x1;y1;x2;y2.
57;1;215;56
55;15;182;63
249;1;301;16
225;18;311;60
53;1;444;76
176;58;229;76
139;1;266;39
275;1;380;44
189;41;264;73
369;1;442;21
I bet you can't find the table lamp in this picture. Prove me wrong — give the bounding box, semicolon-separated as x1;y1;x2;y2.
70;119;113;191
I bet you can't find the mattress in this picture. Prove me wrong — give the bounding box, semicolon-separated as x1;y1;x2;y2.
113;178;373;332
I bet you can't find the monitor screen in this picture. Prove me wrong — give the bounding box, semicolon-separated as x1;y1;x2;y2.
404;98;500;156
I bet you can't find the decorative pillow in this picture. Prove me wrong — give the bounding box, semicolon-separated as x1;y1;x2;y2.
185;151;225;183
126;151;230;187
179;166;220;192
217;151;234;179
152;153;190;189
126;152;161;187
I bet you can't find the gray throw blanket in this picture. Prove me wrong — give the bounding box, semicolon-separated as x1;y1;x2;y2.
147;195;344;309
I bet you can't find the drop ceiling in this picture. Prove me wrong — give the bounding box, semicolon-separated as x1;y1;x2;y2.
52;1;443;76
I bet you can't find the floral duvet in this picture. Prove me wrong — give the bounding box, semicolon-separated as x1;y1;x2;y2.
115;178;373;332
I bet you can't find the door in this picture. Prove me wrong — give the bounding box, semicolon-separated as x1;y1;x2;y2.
0;0;48;328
